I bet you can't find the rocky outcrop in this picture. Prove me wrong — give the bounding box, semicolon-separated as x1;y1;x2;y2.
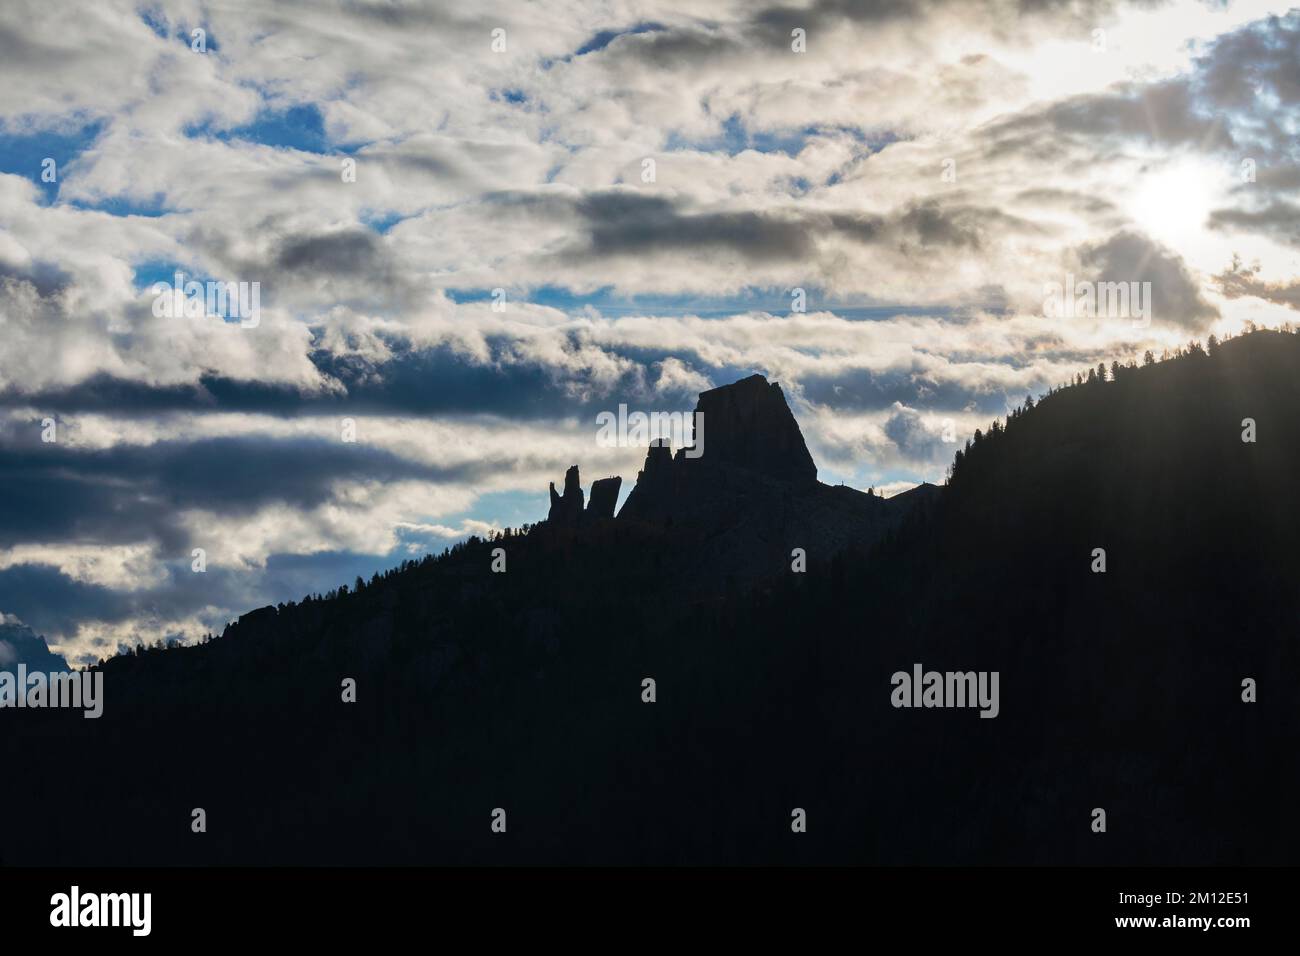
541;374;939;587
694;374;816;484
548;465;584;525
0;619;71;673
586;476;622;520
546;467;622;527
610;374;939;586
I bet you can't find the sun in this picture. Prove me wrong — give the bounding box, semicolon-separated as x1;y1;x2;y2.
1128;161;1218;245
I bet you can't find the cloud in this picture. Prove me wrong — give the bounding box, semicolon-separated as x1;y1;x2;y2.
1072;230;1219;330
1213;257;1300;312
989;78;1236;153
884;403;954;461
1209;200;1300;248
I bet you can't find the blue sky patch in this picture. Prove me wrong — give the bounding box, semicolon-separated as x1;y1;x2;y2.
186;103;329;153
446;284;955;321
574;21;665;56
133;260;259;323
362;210;408;234
667;119;900;159
0;119;105;203
138;7;170;39
66;193;172;217
491;88;529;106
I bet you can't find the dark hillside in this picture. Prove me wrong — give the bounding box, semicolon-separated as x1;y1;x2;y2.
3;329;1297;865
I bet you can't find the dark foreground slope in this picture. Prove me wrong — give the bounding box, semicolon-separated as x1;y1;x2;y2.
2;330;1298;865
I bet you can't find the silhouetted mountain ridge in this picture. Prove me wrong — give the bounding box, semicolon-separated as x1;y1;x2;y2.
0;618;70;674
4;327;1298;865
544;372;937;590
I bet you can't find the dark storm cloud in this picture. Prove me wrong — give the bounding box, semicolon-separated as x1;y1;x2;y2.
0;551;399;661
607;26;744;67
1208;201;1300;249
833;199;1018;251
0;373;307;416
0;565;137;634
1074;230;1219;330
274;228;383;277
573;192;813;261
752;0;921;35
626;0;1150;56
0;433;495;550
895;202;985;247
0;258;72;298
979;9;1297;172
0;334;718;426
309;338;677;418
986;78;1234;155
544;190;1032;263
0;450;189;552
799;365;1013;415
1193;10;1300;116
884;405;949;461
331;0;469;31
381;150;460;179
179;219;411;308
0;22;58;67
342;0;441;28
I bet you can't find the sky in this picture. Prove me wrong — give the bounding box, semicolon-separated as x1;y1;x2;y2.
0;0;1297;665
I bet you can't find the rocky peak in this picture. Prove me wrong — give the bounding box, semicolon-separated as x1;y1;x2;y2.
546;466;623;527
0;618;71;673
548;465;584;525
692;374;816;484
587;476;622;520
546;375;843;533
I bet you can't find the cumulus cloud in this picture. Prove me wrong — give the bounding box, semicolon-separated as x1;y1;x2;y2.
1071;230;1220;329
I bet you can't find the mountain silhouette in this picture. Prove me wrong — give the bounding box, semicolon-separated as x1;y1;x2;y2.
0;618;71;675
2;328;1298;865
546;373;938;591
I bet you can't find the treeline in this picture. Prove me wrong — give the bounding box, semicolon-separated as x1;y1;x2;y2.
949;322;1295;486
